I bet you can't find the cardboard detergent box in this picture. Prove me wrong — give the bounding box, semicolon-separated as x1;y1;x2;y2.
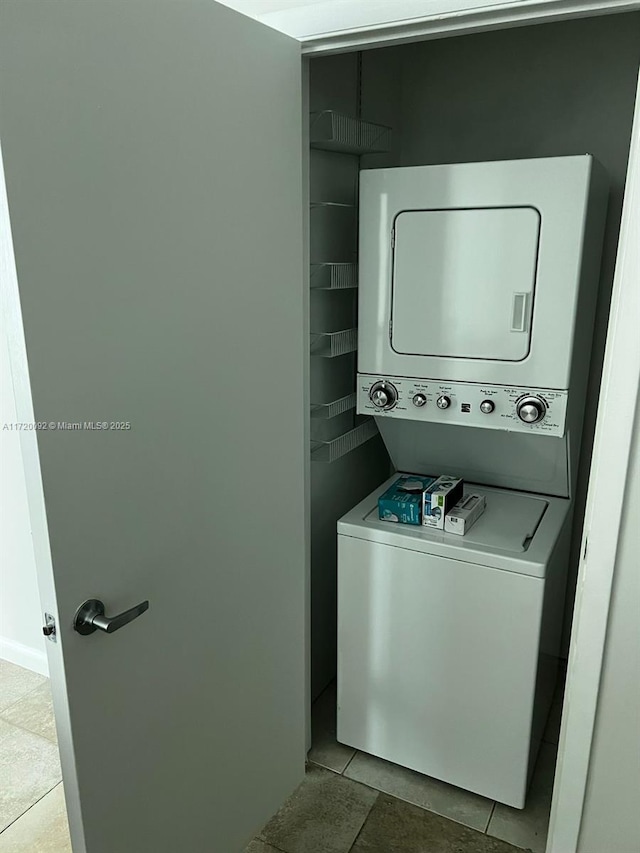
422;475;464;529
378;474;439;525
444;493;487;535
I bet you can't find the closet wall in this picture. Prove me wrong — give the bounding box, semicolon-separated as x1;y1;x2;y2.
309;55;390;699
360;12;640;649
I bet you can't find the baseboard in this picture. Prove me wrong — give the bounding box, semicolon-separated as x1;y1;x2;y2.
0;635;49;676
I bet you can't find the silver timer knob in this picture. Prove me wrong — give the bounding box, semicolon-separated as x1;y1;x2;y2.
412;394;427;408
436;395;451;410
480;400;495;414
369;381;398;411
516;395;547;424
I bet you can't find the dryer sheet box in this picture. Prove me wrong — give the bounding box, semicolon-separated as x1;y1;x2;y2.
378;474;439;525
422;476;464;529
444;493;487;535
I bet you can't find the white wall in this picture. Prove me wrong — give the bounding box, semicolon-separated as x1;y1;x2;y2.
0;307;47;674
577;402;640;853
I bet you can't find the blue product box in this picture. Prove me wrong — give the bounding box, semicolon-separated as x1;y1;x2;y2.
378;474;439;525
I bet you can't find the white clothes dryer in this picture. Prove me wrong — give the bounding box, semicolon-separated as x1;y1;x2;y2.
356;156;608;442
353;157;609;499
337;475;571;808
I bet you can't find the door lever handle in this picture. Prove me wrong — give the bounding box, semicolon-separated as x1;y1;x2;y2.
73;598;149;636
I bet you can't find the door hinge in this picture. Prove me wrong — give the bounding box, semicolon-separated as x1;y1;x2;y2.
43;613;57;642
391;229;395;249
583;536;588;561
389;319;393;341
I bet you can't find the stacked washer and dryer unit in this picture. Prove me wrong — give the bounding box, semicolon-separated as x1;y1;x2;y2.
336;157;608;808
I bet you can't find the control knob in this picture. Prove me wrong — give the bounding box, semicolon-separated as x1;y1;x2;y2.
436;395;451;410
516;395;547;424
412;393;427;408
369;381;398;411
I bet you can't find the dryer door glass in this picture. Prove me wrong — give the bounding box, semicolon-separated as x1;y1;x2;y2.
391;207;540;361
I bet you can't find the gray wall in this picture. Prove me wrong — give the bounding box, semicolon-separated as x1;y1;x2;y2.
363;13;640;650
578;402;640;853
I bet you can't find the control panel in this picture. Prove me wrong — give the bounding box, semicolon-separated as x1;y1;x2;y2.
357;374;568;436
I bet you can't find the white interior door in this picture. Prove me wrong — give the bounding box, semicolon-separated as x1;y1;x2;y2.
0;2;305;852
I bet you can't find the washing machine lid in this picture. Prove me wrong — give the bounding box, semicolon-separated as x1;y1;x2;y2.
337;476;570;578
391;207;540;362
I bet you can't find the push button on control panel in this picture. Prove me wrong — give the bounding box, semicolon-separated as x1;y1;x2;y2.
480;400;495;414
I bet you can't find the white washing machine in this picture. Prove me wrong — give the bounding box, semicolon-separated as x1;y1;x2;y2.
337;476;571;809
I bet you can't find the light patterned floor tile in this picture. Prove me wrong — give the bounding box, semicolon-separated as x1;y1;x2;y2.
0;784;70;852
1;683;57;744
0;662;46;713
0;720;62;832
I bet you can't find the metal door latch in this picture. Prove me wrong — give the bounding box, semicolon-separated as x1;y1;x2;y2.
42;613;57;642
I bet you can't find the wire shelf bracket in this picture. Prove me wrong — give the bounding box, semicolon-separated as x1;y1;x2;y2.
310;328;357;358
310;111;391;155
311;392;357;419
310;263;357;290
311;418;378;463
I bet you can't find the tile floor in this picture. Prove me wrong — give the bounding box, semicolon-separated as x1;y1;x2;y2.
0;659;70;852
0;660;563;853
249;679;564;853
